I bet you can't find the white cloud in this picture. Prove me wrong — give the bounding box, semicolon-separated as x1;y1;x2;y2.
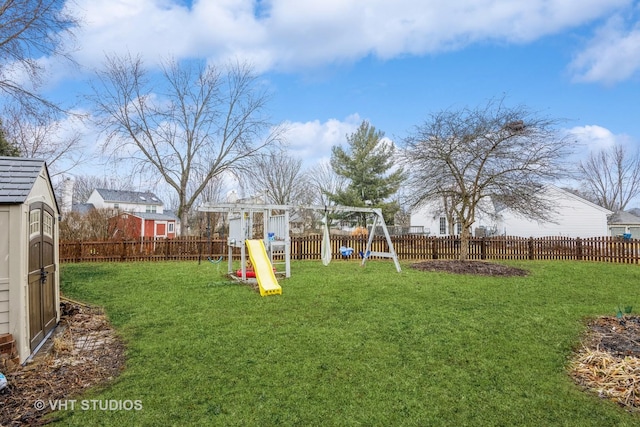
569;13;640;84
567;125;632;153
280;114;362;165
63;0;630;72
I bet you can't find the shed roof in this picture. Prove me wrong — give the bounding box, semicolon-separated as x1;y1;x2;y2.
0;156;48;204
94;188;163;205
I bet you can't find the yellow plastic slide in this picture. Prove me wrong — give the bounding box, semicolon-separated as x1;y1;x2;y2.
246;239;282;296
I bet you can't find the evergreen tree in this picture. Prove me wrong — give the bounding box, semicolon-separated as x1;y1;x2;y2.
0;122;20;156
329;121;404;225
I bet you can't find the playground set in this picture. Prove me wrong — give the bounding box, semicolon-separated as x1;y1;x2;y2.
197;203;401;296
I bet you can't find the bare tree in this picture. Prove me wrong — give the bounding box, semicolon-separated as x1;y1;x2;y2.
89;53;282;235
577;144;640;211
305;159;348;207
69;174;134;205
59;208;118;241
2;105;87;177
242;150;307;205
402;98;575;260
0;0;79;114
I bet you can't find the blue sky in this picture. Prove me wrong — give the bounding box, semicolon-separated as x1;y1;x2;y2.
30;0;640;191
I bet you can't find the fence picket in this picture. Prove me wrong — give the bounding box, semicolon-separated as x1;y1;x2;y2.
58;235;640;265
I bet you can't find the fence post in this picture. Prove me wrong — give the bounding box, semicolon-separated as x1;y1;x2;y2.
480;237;486;260
528;237;534;260
576;237;582;261
432;238;438;259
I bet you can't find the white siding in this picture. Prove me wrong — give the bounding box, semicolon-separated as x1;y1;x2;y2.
0;208;8;334
410;199;497;236
496;186;611;238
410;186;612;238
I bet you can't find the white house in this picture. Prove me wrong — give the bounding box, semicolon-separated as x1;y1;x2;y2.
86;189;180;238
608;211;640;238
87;189;164;213
410;185;612;238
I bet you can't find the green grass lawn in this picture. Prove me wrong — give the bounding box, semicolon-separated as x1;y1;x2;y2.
55;259;640;426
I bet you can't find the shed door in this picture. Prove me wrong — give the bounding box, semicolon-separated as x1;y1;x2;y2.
28;202;57;351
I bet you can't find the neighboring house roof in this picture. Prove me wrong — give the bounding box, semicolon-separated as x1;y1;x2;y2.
163;210;179;221
627;207;640;217
71;202;95;214
608;210;640;225
117;212;177;221
94;188;163;205
0;157;58;210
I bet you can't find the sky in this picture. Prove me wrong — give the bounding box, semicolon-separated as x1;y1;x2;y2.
30;0;640;200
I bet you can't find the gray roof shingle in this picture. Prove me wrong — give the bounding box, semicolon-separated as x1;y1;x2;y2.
608;210;640;225
0;156;46;204
94;188;163;205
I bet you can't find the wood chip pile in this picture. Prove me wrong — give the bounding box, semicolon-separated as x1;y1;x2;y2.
570;316;640;412
0;300;125;426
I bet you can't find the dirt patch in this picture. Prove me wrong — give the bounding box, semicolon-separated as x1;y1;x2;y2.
570;316;640;412
0;300;125;426
410;260;529;277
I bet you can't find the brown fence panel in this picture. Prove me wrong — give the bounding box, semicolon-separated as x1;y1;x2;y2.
59;235;640;265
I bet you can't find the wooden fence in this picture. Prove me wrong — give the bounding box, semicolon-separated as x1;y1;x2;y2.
59;235;640;264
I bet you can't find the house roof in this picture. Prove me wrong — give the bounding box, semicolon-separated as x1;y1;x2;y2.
0;156;48;204
119;212;177;221
72;202;95;214
94;188;163;205
608;210;640;225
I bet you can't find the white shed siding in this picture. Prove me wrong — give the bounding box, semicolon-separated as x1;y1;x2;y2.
0;208;8;334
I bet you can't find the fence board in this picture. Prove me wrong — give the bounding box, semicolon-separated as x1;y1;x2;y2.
58;235;640;265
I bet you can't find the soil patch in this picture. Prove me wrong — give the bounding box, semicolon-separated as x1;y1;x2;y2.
410;260;529;277
570;316;640;412
0;300;125;426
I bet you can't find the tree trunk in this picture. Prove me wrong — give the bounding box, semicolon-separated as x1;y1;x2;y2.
459;224;471;260
180;209;189;237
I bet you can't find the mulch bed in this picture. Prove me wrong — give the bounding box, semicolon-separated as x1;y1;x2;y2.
0;300;125;426
570;316;640;412
410;260;529;276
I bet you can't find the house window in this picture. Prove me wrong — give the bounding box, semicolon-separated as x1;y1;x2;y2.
146;205;157;213
439;217;446;235
168;222;175;233
114;203;119;209
456;222;462;235
610;226;626;236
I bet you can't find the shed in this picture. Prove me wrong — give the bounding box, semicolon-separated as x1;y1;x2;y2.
0;157;60;362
